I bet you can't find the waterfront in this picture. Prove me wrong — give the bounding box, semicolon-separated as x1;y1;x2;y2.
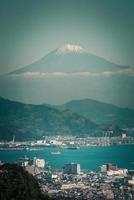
0;145;134;171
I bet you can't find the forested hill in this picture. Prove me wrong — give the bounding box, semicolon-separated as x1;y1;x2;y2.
0;97;96;141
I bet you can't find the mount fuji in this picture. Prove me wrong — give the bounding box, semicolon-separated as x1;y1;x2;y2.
11;44;128;74
0;44;134;107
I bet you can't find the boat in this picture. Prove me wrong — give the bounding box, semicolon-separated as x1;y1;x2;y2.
50;151;61;155
67;146;79;150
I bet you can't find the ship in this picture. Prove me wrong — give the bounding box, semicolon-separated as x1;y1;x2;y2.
67;145;79;150
50;151;61;155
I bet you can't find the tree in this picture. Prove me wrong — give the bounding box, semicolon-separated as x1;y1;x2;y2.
0;163;49;200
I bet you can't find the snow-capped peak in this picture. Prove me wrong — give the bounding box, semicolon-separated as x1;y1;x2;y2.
56;44;87;55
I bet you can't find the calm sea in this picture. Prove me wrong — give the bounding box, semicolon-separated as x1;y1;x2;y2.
0;145;134;171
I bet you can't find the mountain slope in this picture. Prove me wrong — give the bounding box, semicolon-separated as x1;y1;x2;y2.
11;44;127;74
0;97;96;140
57;99;134;127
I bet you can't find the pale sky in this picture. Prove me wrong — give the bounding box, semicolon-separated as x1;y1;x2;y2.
0;0;134;108
0;0;134;74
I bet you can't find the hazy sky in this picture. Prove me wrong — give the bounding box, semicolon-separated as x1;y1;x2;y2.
0;0;134;74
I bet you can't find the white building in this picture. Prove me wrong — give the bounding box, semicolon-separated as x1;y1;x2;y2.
33;157;45;169
34;140;46;146
128;177;134;185
107;169;128;176
101;165;107;172
122;133;127;138
50;140;62;146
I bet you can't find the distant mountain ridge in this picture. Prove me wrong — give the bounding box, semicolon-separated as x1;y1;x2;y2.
0;97;132;140
56;98;134;128
0;97;96;141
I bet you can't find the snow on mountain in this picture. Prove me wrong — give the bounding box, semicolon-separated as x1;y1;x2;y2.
10;44;128;74
55;44;87;55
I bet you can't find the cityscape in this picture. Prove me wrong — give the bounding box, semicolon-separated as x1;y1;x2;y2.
0;135;134;199
1;153;134;199
0;0;134;199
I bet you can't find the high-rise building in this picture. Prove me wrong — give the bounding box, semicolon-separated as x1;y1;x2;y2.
100;164;107;172
64;163;80;174
33;157;45;169
101;163;118;172
107;163;117;171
